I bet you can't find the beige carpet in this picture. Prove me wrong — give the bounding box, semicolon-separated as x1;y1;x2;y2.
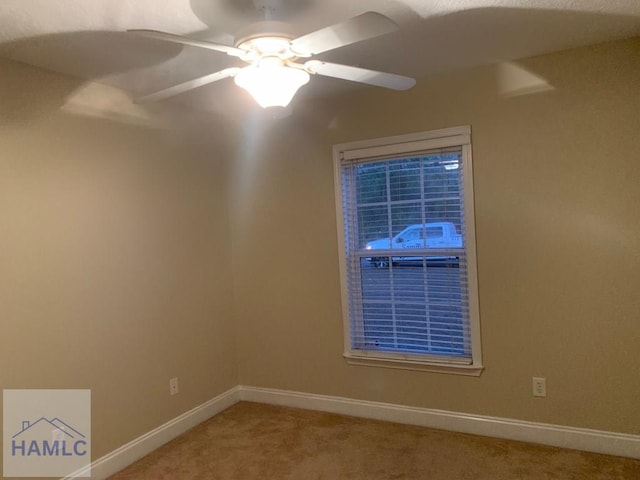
109;402;640;479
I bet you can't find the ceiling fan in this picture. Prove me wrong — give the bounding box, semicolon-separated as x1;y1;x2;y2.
129;11;416;108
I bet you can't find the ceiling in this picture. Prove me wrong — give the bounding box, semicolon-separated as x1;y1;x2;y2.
1;0;639;117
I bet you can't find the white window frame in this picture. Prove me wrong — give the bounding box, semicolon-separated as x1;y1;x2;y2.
333;126;483;376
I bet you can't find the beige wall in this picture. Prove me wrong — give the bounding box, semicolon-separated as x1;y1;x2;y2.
232;37;640;434
0;58;238;472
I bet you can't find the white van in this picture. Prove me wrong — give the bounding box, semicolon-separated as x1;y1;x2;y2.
365;222;462;268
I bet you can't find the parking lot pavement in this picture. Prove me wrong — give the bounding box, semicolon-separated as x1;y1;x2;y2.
359;262;462;303
357;263;465;353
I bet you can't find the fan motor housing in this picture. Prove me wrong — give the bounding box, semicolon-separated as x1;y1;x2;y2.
234;21;294;47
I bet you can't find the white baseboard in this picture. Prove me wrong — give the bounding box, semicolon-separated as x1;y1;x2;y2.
63;384;639;479
238;385;640;460
63;386;241;480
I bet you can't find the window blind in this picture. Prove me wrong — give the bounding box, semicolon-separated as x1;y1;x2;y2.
341;146;472;363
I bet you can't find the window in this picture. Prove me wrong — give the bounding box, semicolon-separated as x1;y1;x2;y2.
426;227;443;239
334;126;483;375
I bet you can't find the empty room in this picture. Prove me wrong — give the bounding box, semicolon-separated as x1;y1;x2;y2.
1;1;639;479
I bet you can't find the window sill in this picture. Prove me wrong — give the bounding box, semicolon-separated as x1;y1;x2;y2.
344;353;484;376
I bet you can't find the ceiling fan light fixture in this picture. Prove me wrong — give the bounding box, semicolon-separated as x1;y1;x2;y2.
234;57;310;108
131;12;415;107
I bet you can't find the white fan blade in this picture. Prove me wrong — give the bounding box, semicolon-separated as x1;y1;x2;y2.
305;60;415;91
129;30;245;57
135;68;240;103
290;12;397;56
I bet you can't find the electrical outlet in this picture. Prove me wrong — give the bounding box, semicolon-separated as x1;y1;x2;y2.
532;377;546;397
169;377;179;396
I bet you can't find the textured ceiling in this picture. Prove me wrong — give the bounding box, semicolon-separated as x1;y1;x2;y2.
1;0;639;116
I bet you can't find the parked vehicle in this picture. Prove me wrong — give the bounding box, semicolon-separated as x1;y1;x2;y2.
365;222;462;268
